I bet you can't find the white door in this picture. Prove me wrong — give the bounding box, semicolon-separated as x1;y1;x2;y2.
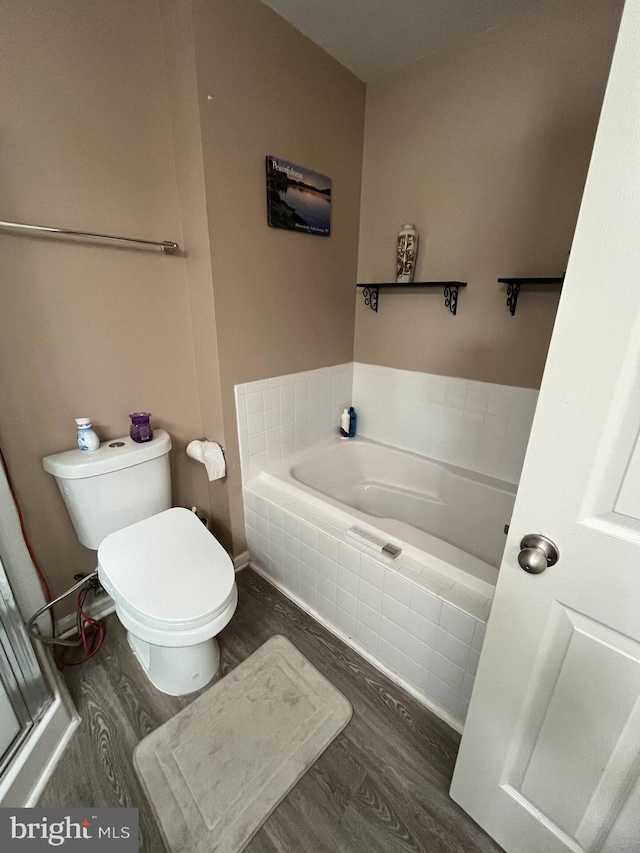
450;3;640;851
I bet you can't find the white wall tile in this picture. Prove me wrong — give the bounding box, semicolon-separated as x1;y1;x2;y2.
383;570;412;606
299;542;318;569
338;543;360;574
300;581;317;607
318;575;337;603
377;637;404;671
400;655;430;693
317;593;336;622
235;363;353;478
407;610;439;648
404;634;434;670
467;647;481;676
359;579;383;612
381;594;409;627
462;672;476;700
431;651;465;692
439;603;478;644
318;532;338;561
335;606;356;637
354;620;378;654
318;554;338;583
359;555;385;588
356;601;380;634
300;522;318;549
336;587;357;617
472;621;486;650
378;615;406;652
427;674;460;716
410;585;442;625
352;363;537;484
436;628;471;669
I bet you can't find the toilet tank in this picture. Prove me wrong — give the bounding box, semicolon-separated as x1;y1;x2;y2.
43;430;172;550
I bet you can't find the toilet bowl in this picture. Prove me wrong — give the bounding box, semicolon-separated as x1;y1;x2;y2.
98;507;237;695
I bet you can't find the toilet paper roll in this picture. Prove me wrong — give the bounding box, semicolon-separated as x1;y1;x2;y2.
186;440;226;481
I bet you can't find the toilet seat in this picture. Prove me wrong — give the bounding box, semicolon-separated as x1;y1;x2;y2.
98;507;237;645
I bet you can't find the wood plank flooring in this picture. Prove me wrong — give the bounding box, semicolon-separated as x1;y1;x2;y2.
39;568;503;853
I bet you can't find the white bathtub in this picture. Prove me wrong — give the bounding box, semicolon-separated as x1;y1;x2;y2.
243;437;517;727
264;438;515;595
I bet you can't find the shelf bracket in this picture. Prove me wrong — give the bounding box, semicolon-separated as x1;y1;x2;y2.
444;284;461;316
506;281;520;316
362;286;379;313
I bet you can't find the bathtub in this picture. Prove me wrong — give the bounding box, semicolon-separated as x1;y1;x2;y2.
264;437;515;595
243;437;516;728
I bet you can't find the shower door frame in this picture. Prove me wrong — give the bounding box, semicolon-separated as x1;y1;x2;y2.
0;554;52;777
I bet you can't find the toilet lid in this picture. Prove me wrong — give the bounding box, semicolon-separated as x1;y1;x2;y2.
97;507;235;627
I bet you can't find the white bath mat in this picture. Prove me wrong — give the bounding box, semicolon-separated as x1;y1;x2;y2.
134;634;352;853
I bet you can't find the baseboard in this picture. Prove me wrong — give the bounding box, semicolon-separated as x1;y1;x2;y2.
56;593;116;639
233;550;250;572
249;561;464;735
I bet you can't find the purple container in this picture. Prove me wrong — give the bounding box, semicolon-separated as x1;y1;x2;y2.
129;412;153;443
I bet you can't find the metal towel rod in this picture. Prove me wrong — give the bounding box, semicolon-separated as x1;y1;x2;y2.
0;219;179;254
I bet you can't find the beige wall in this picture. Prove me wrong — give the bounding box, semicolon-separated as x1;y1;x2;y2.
0;0;365;607
158;0;233;548
0;0;225;606
191;0;366;551
355;0;623;389
0;0;618;615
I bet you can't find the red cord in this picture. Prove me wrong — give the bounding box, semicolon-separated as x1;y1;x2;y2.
57;591;105;668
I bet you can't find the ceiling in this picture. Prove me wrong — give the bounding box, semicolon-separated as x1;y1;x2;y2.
260;0;545;82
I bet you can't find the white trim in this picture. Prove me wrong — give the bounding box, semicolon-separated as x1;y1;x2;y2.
233;550;250;572
249;561;463;734
0;646;79;807
55;593;116;640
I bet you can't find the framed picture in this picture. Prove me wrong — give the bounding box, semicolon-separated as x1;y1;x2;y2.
266;156;331;236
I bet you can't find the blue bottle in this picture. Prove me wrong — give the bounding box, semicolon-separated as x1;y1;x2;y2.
348;406;357;438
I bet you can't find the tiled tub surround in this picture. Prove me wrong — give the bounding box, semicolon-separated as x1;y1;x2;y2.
244;478;487;730
234;363;353;480
353;363;538;485
235;363;537;728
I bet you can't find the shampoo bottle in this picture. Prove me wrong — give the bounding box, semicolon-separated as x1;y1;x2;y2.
75;417;100;452
348;406;357;438
340;408;350;439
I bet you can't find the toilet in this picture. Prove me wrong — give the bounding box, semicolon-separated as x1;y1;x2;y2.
43;430;237;695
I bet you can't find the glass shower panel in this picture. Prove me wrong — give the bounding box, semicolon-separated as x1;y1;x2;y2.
0;553;52;775
0;680;22;763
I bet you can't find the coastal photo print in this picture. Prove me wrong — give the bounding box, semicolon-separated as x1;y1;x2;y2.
266;155;331;236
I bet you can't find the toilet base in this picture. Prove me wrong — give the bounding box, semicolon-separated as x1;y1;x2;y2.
127;632;220;696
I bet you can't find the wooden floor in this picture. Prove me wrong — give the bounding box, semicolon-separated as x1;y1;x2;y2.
39;568;503;853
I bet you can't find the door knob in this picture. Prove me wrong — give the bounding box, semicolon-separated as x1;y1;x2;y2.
518;534;559;574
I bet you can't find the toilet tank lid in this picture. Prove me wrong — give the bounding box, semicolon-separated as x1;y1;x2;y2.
42;429;171;479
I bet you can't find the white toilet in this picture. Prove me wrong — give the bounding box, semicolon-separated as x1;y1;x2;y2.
43;430;237;695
